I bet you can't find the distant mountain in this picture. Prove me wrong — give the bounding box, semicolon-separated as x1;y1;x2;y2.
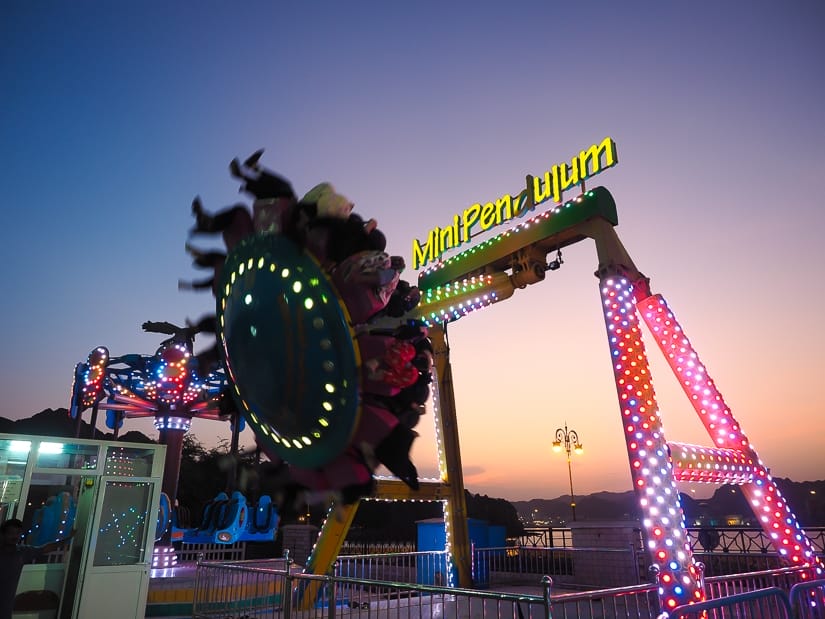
512;479;825;527
512;490;642;525
0;408;154;443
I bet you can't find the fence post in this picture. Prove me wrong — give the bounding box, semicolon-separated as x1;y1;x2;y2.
283;556;294;619
541;575;553;618
630;542;641;585
326;560;339;619
191;552;205;616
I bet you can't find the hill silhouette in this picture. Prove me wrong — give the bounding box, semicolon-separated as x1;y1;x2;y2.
0;407;153;444
512;479;825;527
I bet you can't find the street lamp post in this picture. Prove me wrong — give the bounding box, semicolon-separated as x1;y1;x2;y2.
552;422;583;522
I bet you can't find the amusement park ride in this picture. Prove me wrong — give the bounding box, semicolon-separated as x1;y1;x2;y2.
69;136;823;613
68;320;279;564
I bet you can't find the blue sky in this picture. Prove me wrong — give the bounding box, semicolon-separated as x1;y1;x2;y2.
1;1;823;500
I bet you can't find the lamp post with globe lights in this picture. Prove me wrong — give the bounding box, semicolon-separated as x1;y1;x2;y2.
552;422;583;522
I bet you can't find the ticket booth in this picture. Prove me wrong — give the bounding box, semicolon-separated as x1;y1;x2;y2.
0;434;165;619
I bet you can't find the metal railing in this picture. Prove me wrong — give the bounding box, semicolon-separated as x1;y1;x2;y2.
686;527;825;555
693;551;786;577
545;582;662;618
790;578;825;619
476;545;643;588
308;571;552;619
335;545;643;589
336;550;443;584
191;561;670;619
339;540;417;555
664;577;825;618
191;555;822;619
703;564;819;600
517;526;825;556
481;546;576;578
549;567;823;618
192;559;553;618
668;586;794;618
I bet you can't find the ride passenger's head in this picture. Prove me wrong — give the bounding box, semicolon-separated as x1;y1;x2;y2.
1;518;24;547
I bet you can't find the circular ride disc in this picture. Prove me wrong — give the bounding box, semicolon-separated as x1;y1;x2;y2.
217;233;361;469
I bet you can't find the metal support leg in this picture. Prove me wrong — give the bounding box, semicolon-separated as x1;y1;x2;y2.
431;325;473;588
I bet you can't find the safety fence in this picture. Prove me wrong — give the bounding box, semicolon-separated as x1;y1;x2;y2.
192;561;552;618
339;540;417;555
702;564;818;600
666;580;825;618
667;587;794;618
512;527;825;581
517;526;825;555
191;556;823;618
790;579;825;619
333;545;643;590
336;549;446;585
686;526;825;555
691;550;785;577
661;567;825;618
477;545;642;588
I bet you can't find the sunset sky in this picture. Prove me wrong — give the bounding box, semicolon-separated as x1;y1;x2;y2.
2;1;823;502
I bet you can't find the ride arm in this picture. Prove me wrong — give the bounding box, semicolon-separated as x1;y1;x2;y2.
414;187;630;326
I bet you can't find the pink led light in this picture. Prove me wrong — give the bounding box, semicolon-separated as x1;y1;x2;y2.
669;442;757;484
600;277;702;609
638;294;823;576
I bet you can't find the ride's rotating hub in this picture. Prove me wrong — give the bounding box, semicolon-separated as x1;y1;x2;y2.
218;233;361;469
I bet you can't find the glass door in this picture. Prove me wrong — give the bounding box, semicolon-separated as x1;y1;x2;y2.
69;477;159;619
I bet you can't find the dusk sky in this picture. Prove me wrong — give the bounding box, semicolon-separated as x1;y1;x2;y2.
2;2;823;502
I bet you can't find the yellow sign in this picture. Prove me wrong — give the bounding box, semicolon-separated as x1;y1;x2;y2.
412;137;618;269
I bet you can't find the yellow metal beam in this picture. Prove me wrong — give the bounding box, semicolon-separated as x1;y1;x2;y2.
298;501;360;610
373;477;454;501
430;326;473;588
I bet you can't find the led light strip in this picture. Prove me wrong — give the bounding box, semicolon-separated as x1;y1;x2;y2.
638;294;823;577
416;272;514;326
600;276;703;610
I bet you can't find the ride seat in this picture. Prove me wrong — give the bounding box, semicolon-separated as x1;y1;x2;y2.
198;492;229;532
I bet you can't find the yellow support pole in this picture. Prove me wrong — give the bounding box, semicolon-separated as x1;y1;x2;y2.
298;501;360;610
298;316;476;605
430;325;473;588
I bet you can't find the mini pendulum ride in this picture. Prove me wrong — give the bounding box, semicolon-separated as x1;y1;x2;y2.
160;138;821;612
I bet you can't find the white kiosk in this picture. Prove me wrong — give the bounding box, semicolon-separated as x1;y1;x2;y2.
0;433;165;619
